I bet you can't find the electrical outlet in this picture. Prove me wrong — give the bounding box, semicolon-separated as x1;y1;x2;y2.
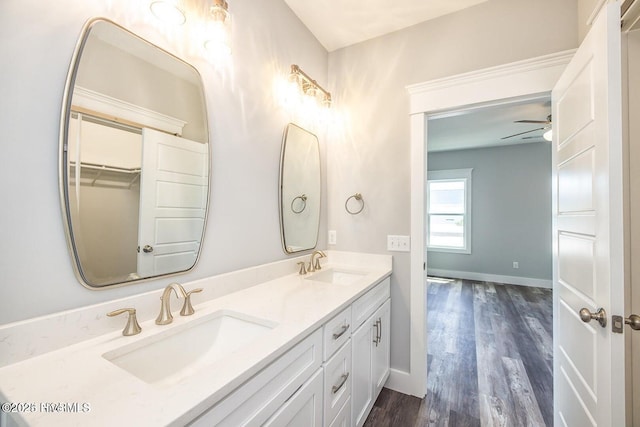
513;261;519;269
328;230;337;245
387;235;410;252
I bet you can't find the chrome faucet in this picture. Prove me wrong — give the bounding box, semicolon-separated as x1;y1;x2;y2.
308;250;327;272
156;283;187;325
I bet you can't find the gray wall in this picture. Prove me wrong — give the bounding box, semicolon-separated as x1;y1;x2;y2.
427;143;553;282
326;0;578;373
0;0;579;381
0;0;328;324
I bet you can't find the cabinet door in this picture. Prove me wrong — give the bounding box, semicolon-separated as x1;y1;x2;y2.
372;299;390;396
351;320;374;427
264;369;323;427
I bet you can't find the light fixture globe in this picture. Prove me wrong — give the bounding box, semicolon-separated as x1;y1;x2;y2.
150;0;186;25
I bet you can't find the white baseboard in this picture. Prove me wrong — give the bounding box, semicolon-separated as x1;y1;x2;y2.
427;268;552;289
385;368;423;397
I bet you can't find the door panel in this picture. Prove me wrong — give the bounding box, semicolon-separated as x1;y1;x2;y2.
556;61;594;143
557;149;596;213
138;128;208;277
552;2;624;426
558;234;596;298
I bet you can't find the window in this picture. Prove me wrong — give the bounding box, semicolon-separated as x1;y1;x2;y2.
427;168;472;253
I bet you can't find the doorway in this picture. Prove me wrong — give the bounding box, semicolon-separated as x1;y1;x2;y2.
423;98;554;424
404;50;575;400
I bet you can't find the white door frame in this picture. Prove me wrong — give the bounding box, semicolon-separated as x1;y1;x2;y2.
402;49;576;397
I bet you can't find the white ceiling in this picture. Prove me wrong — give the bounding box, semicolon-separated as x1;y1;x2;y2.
428;99;552;152
282;0;551;151
283;0;489;51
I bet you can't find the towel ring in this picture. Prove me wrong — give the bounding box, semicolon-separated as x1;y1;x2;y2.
291;194;307;214
345;193;364;215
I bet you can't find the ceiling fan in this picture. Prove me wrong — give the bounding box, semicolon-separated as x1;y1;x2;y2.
501;114;552;140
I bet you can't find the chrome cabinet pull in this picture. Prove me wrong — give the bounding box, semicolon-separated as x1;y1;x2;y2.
373;321;379;345
332;372;350;394
579;307;607;328
377;318;382;343
333;324;350;340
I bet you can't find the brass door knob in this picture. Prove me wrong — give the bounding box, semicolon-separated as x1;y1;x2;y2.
625;314;640;331
579;307;607;328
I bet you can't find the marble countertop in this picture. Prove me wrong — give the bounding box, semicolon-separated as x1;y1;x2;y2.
0;256;391;426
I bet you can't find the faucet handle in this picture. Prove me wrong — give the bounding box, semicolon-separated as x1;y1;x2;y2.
297;261;307;275
313;251;327;270
180;288;203;316
107;308;142;336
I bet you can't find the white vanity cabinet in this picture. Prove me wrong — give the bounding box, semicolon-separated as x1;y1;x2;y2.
189;329;323;427
188;277;390;427
263;369;324;426
351;279;391;427
323;308;352;427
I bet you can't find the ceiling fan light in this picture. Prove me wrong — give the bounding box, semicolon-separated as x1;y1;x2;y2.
543;129;553;141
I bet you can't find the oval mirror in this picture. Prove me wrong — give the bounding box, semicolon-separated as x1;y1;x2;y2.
279;123;321;253
60;19;210;288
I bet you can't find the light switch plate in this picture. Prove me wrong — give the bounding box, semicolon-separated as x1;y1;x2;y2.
387;235;410;252
328;230;337;245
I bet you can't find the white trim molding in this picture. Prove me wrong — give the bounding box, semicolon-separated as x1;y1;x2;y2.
427;269;552;289
72;86;187;135
406;49;576;115
405;49;574;398
385;369;414;395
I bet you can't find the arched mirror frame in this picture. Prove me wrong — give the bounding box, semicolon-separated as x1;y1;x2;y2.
278;123;321;254
59;18;211;289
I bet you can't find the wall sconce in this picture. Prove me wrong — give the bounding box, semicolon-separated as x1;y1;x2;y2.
149;0;186;25
148;0;232;62
204;0;232;58
290;64;332;108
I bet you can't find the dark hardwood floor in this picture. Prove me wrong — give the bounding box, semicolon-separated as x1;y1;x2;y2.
363;278;553;427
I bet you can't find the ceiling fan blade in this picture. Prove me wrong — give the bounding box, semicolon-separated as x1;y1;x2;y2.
501;127;545;139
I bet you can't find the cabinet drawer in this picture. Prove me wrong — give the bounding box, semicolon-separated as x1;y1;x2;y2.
328;397;351;427
189;328;322;427
324;340;352;425
352;278;390;329
323;306;351;360
263;369;323;427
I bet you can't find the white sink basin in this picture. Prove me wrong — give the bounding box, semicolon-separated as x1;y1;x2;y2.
102;310;277;387
306;268;366;286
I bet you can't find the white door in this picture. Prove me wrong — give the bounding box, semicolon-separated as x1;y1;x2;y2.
137;128;208;277
552;2;625;426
